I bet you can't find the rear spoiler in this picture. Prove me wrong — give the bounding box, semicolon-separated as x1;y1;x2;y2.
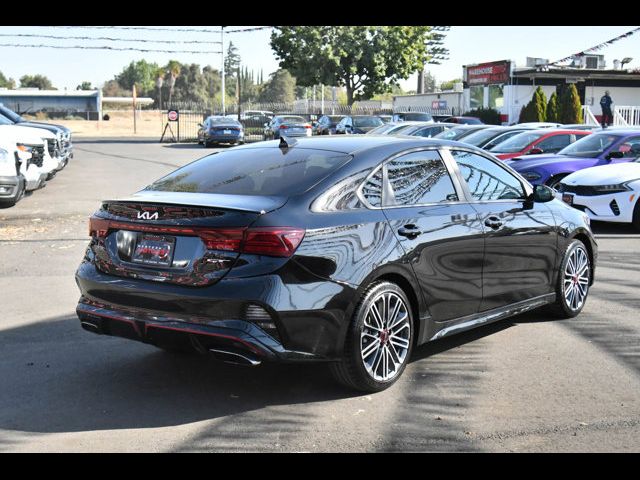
107;190;288;214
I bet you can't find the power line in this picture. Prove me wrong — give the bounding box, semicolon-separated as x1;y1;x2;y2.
0;43;221;54
49;25;223;34
43;25;272;34
0;33;221;45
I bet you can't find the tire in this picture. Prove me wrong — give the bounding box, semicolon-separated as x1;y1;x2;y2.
545;174;568;190
203;140;211;148
329;281;414;392
546;240;591;318
632;199;640;231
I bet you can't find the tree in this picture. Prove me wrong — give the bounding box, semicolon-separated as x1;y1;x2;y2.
0;70;15;89
115;60;158;95
534;86;547;122
76;81;93;90
154;67;165;109
422;71;437;93
440;78;462;91
102;79;130;97
203;65;222;103
224;41;241;76
258;69;296;103
19;74;55;90
165;60;181;106
270;26;443;105
546;92;559;123
559;84;583;124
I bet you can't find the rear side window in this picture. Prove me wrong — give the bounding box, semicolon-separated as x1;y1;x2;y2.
362;168;383;207
451;150;525;201
145;148;351;196
536;134;572;152
386;151;458;206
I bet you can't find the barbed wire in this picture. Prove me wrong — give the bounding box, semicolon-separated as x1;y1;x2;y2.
0;33;221;45
0;43;221;54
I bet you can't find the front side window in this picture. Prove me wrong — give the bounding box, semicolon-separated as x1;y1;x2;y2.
615;136;640;158
386;151;458;206
536;134;573;152
451;150;525;201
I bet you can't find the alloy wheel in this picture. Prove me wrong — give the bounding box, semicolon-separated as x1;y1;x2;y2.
563;246;590;311
360;291;411;382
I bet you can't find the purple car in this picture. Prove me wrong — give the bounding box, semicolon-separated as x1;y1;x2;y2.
505;129;640;188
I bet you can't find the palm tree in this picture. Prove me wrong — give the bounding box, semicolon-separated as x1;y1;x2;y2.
155;68;165;109
166;60;181;107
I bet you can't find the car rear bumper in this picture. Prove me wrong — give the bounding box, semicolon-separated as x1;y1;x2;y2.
75;260;354;361
206;133;244;143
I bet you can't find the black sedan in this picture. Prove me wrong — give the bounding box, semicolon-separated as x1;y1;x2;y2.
76;136;597;392
315;115;345;135
335;115;384;134
198;116;245;147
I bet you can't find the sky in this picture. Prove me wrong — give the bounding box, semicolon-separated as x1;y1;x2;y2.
1;26;639;92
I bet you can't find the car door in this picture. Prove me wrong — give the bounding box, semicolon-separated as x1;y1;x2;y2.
447;148;557;311
377;149;485;322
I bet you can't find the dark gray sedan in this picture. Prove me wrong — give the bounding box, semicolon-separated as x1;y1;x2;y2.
198;116;245;147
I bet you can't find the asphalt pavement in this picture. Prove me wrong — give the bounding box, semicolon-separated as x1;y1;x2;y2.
0;138;639;452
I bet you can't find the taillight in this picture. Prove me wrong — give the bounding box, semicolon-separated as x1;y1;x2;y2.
89;216;110;238
279;125;288;129
304;125;312;129
243;228;305;257
88;216;305;257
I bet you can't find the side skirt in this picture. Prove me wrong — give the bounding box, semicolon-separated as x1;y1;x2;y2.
426;293;556;342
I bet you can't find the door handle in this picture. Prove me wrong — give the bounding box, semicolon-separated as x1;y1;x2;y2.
398;225;423;238
484;216;503;230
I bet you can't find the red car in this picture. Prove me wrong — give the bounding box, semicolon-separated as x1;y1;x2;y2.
488;129;591;160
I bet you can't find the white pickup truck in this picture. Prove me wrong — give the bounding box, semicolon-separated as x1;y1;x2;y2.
0;123;60;180
0;128;48;207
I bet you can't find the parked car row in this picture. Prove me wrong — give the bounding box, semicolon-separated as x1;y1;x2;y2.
0;104;73;208
365;117;640;229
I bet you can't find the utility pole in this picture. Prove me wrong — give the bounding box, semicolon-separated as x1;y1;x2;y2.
321;84;324;114
221;26;225;115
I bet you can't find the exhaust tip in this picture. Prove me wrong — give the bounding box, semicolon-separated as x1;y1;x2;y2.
80;321;101;334
209;348;261;367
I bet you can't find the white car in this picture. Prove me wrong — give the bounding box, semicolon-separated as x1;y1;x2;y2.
0;130;47;206
556;160;640;229
0;124;59;179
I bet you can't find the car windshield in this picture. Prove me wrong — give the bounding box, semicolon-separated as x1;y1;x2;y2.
460;128;506;146
145;148;352;196
489;131;547;153
327;116;343;123
279;116;306;124
366;123;400;135
433;126;477;140
353;117;384;128
557;133;622;158
0;114;14;125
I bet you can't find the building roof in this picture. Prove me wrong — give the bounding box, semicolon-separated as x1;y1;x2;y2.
513;67;640;81
0;89;100;97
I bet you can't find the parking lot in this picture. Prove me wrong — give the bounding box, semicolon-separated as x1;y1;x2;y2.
1;138;639;452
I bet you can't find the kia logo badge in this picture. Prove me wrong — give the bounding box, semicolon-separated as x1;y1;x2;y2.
137;211;159;220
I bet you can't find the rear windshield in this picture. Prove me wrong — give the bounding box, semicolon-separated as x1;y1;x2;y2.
145;148;352;196
279;116;306;123
210;117;240;125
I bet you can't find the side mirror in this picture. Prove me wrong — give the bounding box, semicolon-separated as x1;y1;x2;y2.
528;147;543;155
606;150;624;160
532;184;555;202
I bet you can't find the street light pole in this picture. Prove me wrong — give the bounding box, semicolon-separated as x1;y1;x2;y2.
221;26;225;116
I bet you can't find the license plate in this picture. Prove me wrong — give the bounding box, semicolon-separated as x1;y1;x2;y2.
132;234;175;267
224;129;231;134
562;193;574;205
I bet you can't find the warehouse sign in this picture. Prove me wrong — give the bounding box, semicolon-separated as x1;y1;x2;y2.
466;61;511;86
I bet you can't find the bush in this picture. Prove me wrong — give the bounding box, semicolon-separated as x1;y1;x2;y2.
559;84;583;124
463;107;502;125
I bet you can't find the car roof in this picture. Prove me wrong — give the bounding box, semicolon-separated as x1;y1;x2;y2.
234;134;479;156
